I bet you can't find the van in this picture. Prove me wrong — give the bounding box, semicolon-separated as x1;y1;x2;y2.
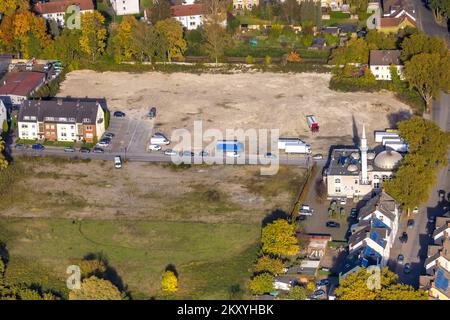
150;136;170;145
114;156;122;169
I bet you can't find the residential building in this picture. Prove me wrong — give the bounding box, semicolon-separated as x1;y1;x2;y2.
233;0;259;10
273;276;298;291
324;124;403;199
0;100;7;128
32;0;94;27
340;191;400;279
369;50;403;81
110;0;140;16
171;4;205;30
18;99;106;143
377;0;417;33
0;72;46;108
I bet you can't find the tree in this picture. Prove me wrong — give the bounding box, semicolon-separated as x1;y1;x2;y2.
286;285;308;300
150;0;172;25
161;270;178;293
0;0;29;16
428;0;450;24
248;272;274;295
202;22;232;64
201;0;228;24
330;38;369;65
156;19;186;62
79;11;107;62
110;16;139;63
254;256;284;274
50;29;83;69
403;52;450;112
261;219;299;257
2;120;8;133
336;268;427;300
0;137;8;170
400;32;448;62
132;21;166;63
389;64;401;87
365;30;397;50
69;276;123;300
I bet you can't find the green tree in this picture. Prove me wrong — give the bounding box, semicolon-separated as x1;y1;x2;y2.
330;38;369;65
400;32;448;61
110;16;139;63
156;18;186;62
79;11;107;62
261;219;299;256
0;136;8;170
202;22;232;64
248;272;274;295
403;52;450;112
161;270;178;293
336;268;427;300
428;0;450;24
150;0;172;25
286;285;308;300
69;276;123;300
254;256;284;274
2;119;8;133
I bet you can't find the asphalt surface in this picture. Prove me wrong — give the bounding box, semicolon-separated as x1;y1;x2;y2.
387;1;450;287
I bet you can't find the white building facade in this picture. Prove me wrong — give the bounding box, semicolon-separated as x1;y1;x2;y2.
369;50;404;81
110;0;140;16
33;0;94;27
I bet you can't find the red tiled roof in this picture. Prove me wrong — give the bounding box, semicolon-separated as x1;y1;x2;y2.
33;0;94;15
171;4;204;17
0;72;46;97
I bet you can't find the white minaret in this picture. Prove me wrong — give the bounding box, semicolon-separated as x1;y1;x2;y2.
361;124;368;184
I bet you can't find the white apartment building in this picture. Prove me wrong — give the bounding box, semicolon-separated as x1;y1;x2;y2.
171;4;205;30
110;0;140;16
33;0;94;27
369;50;404;81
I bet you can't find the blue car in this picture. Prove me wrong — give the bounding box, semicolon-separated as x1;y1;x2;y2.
32;143;45;150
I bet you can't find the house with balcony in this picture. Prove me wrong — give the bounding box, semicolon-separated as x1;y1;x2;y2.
32;0;94;27
18;98;106;143
369;50;404;81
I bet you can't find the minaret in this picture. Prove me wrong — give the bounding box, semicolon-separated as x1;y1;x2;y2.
361;124;368;184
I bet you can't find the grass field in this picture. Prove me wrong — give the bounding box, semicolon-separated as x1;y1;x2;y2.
0;218;260;299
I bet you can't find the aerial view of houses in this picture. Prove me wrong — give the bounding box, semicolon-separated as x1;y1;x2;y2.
0;0;449;310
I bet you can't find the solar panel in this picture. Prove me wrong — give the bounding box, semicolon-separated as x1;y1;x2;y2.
370;232;378;241
436;269;444;289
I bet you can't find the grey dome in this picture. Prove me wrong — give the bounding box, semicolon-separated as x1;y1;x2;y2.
347;164;358;172
367;152;376;160
374;150;402;170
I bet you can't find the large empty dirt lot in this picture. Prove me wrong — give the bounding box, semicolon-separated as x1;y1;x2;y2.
59;70;412;153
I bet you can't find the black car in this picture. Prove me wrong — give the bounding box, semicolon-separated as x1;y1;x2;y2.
403;263;411;274
104;132;115;139
316;279;330;287
113;111;126;117
14;143;28;150
326;221;340;228
79;147;91;153
399;232;408;243
407;219;415;229
148;107;157;118
350;208;358;219
93;147;104;153
397;254;404;264
297;215;306;222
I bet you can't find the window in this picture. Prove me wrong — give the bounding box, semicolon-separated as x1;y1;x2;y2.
61;132;66;137
374;182;380;189
335;187;341;193
30;116;36;120
69;117;76;122
354;180;358;184
21;124;28;129
23;116;30;120
83;118;91;123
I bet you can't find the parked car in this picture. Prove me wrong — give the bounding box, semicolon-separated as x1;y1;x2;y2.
113;111;126;117
428;216;436;223
150;135;170;145
164;149;177;156
64;147;75;152
226;151;240;158
326;221;340;228
97;139;111;147
403;263;411;274
148;107;157;118
297;215;306;221
93;147;104;153
339;197;347;205
413;207;419;214
407;219;415;229
299;204;314;216
399;232;408;243
350;208;358;219
31;143;45;150
199;150;209;157
104;132;115;139
312;289;326;299
438;190;445;201
182;151;194;157
79;147;91;153
14;143;28;150
312;154;323;160
397;254;404;264
114;156;122;169
316;279;330;287
148;144;162;151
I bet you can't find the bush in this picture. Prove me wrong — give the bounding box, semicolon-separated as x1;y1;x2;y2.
254;256;284;275
161;270;178;293
249;272;274;295
265;55;271;65
245;55;255;64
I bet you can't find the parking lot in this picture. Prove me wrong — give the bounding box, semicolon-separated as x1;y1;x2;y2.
106;117;153;154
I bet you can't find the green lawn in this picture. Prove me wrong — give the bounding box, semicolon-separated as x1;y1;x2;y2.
0;218;260;299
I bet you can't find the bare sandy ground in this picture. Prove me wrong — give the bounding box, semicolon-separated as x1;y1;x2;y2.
59;70;412;153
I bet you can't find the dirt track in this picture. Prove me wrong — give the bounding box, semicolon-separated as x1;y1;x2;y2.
59;70;412;153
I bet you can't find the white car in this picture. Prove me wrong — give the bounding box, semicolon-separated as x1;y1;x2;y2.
226;151;240;158
340;198;347;205
114;156;122;169
97;141;110;147
164;149;177;156
148;144;162;151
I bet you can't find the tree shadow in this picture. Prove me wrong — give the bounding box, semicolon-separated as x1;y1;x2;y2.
386;110;412;128
261;209;289;227
165;263;179;278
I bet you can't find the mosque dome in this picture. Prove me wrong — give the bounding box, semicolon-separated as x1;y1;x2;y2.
374;150;402;170
351;152;360;160
347;164;358;172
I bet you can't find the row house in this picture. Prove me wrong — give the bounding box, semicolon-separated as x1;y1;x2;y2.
422;212;450;300
33;0;94;27
0;72;46;108
18;99;105;143
340;192;400;279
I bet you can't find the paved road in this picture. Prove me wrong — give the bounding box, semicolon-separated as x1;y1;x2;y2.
388;1;450;287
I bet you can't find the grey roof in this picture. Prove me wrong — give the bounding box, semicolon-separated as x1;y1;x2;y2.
18;98;102;125
326;148;392;176
433;221;450;239
274;275;299;285
349;225;370;248
286;265;316;275
358;192;397;222
369;50;402;66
